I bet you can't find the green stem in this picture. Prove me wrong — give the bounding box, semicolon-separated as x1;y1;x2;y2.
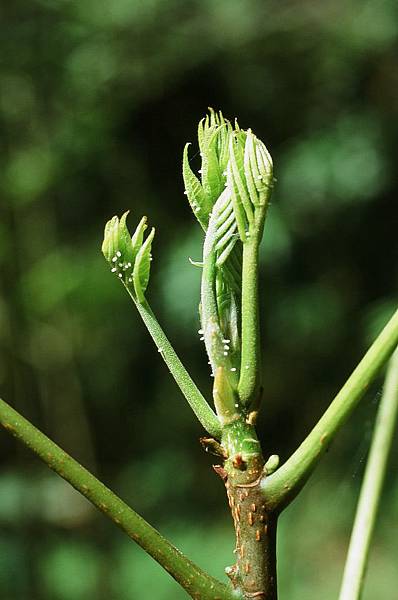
238;238;261;406
262;307;398;511
338;347;398;600
200;193;240;422
130;295;221;439
0;398;234;600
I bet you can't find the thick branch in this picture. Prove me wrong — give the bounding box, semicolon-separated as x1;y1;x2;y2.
0;398;233;600
338;348;398;600
262;307;398;511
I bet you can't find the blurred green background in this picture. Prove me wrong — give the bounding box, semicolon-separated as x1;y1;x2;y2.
0;0;397;598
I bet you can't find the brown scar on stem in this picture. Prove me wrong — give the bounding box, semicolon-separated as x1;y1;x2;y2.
250;503;256;512
255;529;261;541
235;473;263;488
248;512;254;526
232;453;246;469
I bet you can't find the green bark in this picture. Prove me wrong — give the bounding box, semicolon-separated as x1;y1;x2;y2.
218;419;278;599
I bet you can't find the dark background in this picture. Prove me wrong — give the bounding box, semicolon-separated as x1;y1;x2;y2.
0;1;397;598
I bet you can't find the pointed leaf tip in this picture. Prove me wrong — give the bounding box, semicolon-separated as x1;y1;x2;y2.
102;215;119;262
131;216;148;256
133;226;155;303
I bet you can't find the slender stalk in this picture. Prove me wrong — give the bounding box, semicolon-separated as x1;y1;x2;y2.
130;295;221;439
0;398;234;600
338;348;398;600
262;307;398;511
238;238;261;406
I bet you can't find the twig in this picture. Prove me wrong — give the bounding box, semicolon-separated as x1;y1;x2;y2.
262;308;398;511
338;347;398;600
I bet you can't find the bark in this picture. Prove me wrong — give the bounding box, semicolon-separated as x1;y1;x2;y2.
215;455;278;599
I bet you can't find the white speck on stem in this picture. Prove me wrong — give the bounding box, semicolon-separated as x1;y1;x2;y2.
116;251;122;257
198;329;203;334
230;367;237;372
112;256;117;262
245;365;250;369
158;348;163;353
118;273;123;278
111;267;117;273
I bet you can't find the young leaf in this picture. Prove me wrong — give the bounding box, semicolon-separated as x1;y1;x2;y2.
102;213;155;303
118;211;136;262
131;216;147;256
101;215;118;262
133;227;155;303
182;143;209;229
184;109;233;228
229;132;254;228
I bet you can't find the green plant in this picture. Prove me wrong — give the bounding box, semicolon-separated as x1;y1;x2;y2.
1;110;397;599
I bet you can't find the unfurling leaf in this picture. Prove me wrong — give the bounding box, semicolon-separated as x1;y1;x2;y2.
133;227;155;302
102;212;155;303
182;143;209;230
183;108;232;228
187;109;274;414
